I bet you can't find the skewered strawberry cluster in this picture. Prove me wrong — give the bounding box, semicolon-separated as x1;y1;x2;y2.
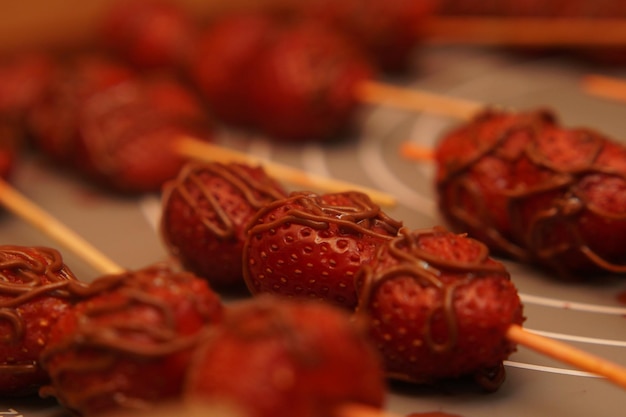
0;49;213;194
0;244;387;417
160;159;526;393
435;109;626;278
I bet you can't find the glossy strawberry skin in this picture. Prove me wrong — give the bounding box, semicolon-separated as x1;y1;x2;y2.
355;227;524;391
243;191;402;309
160;162;287;289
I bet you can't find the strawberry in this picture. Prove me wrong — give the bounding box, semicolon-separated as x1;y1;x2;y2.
40;264;223;416
189;12;281;127
242;191;402;309
29;55;212;194
74;74;212;193
0;245;84;396
245;21;376;141
160;161;287;289
184;294;386;417
28;53;135;166
435;109;626;278
355;227;525;391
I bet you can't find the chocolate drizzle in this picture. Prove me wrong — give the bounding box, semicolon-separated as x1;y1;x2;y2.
436;109;626;276
163;161;286;239
39;265;222;413
358;227;508;352
0;245;84;379
248;191;402;239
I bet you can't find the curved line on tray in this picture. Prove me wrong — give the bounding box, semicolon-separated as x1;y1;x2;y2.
525;328;626;347
358;136;438;216
520;293;626;316
504;360;600;378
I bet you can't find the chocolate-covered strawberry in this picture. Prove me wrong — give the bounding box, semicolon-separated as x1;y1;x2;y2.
29;54;212;194
73;73;212;193
243;191;402;309
0;245;85;396
160;161;287;289
184;295;386;417
28;53;135;166
435;109;626;278
355;227;525;391
40;264;223;416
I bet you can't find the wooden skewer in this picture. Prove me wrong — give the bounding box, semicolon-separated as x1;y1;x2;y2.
174;137;397;208
399;141;435;162
581;74;626;103
423;17;626;46
0;178;124;275
356;80;484;121
506;324;626;389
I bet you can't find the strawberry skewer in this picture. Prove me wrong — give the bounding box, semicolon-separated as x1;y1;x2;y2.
0;172;392;416
162;159;626;391
397;89;626;278
5;161;626;399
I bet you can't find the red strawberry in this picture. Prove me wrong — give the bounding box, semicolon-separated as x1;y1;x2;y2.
243;191;402;309
355;227;525;391
435;109;626;278
160;161;287;289
189;12;281;127
184;294;387;417
40;264;223;416
28;53;135;166
0;245;84;396
74;74;212;193
246;21;376;141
